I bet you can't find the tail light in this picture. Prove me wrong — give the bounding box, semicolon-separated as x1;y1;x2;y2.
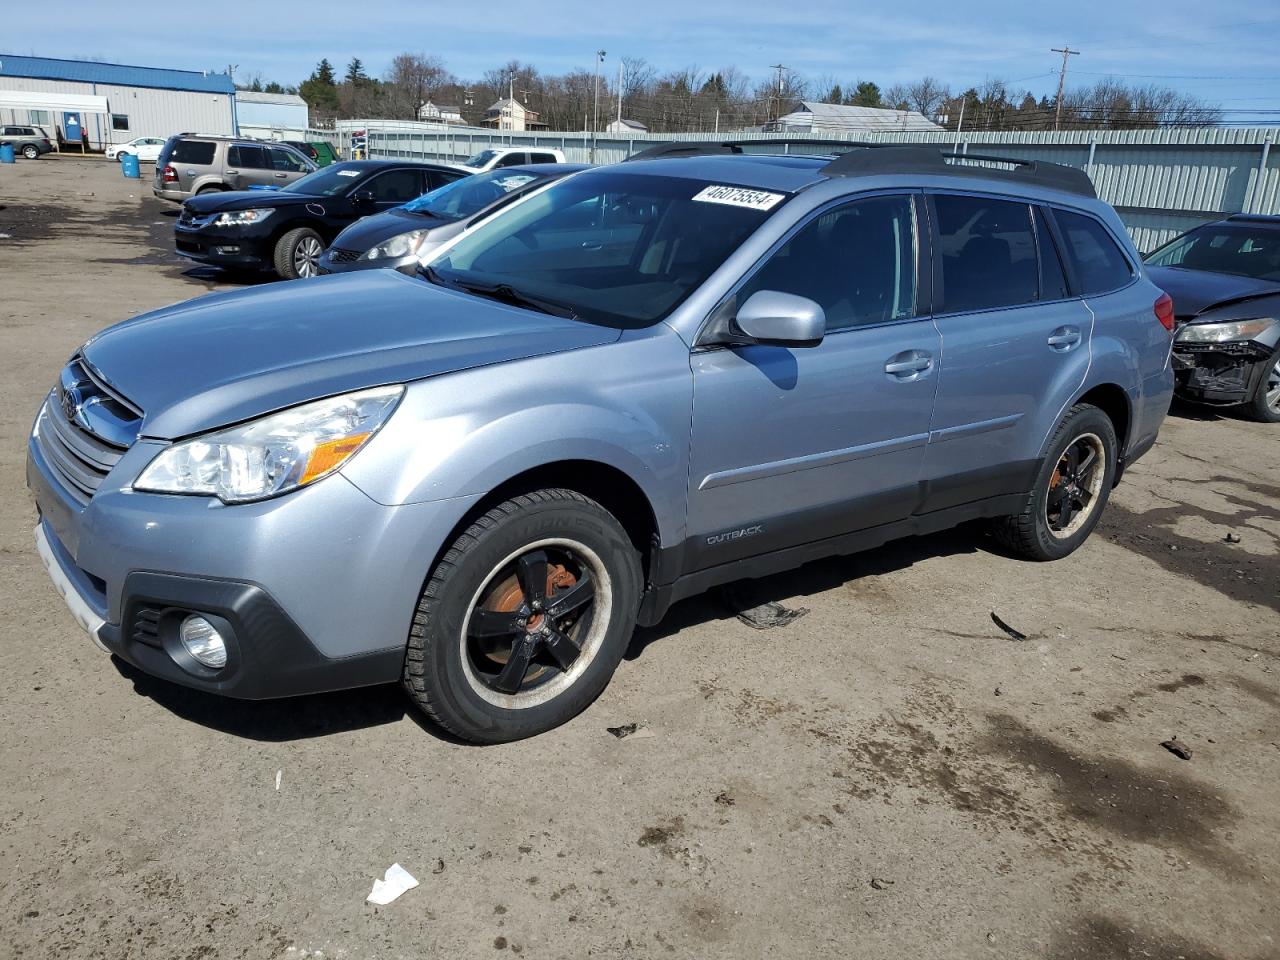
1154;292;1175;332
162;164;178;184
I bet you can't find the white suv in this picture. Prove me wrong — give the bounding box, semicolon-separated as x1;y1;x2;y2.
454;146;565;172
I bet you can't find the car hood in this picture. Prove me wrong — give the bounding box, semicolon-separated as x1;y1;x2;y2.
183;190;328;214
1147;265;1280;319
81;270;620;440
331;208;457;252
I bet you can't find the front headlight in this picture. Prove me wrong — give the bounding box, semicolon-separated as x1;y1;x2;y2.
213;208;276;227
135;385;403;503
360;229;431;261
1176;317;1276;344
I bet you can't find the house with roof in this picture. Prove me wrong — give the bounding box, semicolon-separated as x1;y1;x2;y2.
764;100;942;135
417;100;464;124
0;54;236;148
606;118;647;134
482;97;546;132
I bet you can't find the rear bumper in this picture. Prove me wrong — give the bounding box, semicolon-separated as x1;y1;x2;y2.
153;186;188;203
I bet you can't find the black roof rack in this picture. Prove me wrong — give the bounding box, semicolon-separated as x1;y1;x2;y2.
624;138;873;162
1226;212;1280;223
821;146;1096;197
625;139;1096;198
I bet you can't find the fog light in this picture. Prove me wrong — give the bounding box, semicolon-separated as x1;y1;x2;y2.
214;245;241;255
179;615;228;668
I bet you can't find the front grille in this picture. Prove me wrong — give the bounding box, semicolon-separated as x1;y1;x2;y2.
327;248;361;263
34;357;143;504
178;206;216;228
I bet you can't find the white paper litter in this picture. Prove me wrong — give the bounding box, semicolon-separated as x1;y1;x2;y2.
275;770;282;791
367;863;418;905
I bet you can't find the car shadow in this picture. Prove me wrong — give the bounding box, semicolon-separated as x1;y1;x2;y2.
1167;396;1229;422
109;658;470;745
625;522;988;660
179;265;278;287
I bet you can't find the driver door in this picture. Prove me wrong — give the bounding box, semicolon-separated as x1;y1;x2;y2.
685;193;940;571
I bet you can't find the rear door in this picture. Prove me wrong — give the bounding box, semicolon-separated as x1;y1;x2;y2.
686;193;940;570
919;192;1093;511
224;144;275;190
167;139;217;194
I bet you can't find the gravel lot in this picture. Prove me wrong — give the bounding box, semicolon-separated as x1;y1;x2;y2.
1;158;1278;960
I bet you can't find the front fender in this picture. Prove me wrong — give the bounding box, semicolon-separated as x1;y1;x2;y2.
341;330;693;547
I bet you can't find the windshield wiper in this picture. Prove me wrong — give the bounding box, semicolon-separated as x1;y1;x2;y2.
421;271;579;320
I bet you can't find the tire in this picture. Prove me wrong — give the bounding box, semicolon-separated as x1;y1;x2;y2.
195;185;225;195
1243;348;1280;423
403;489;643;744
22;145;39;160
992;403;1118;561
274;227;324;280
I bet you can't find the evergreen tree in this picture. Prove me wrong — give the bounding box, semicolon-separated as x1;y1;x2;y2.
851;81;881;107
345;58;368;84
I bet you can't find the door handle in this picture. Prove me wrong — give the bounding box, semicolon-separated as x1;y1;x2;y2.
225;169;239;175
1047;326;1082;351
275;172;287;178
884;350;934;380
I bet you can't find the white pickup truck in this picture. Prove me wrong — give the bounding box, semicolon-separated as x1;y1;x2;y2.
451;146;566;173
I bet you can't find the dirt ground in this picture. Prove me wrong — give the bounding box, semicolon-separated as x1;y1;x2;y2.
1;158;1278;960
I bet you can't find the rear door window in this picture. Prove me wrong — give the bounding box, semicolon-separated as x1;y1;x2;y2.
932;194;1038;314
528;152;557;164
228;145;269;169
1054;209;1134;295
169;140;216;165
1035;207;1071;301
494;152;529;168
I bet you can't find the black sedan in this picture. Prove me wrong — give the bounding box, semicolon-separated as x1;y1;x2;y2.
173;160;467;279
318;164;589;276
1146;214;1280;422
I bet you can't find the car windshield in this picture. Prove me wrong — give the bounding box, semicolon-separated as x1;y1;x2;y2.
402;170;543;220
281;163;368;197
1145;224;1280;282
464;149;499;168
425;171;787;328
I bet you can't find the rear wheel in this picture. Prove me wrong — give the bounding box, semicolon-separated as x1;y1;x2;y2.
274;227;324;279
195;185;225;196
992;404;1117;561
402;489;642;744
1244;348;1280;423
22;145;39;160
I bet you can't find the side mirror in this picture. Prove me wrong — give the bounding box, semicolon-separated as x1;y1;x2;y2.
352;189;376;206
733;290;825;347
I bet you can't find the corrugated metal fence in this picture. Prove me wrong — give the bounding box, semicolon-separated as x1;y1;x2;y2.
309;124;1279;251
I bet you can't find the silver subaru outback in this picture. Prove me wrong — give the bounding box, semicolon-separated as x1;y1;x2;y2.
29;144;1175;743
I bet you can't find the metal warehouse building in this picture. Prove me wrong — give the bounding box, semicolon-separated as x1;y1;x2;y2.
0;55;235;149
236;90;309;140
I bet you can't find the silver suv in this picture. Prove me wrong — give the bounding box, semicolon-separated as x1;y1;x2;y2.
153;135;315;202
30;144;1175;743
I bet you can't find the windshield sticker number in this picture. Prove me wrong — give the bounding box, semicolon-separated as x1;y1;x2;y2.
336;169;361;177
692;185;784;211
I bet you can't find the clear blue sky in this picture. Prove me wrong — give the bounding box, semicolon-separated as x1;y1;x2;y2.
7;1;1280;123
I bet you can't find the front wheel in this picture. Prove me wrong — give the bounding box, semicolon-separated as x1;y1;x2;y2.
403;489;643;744
1244;348;1280;423
274;227;324;279
992;403;1118;561
22;145;40;160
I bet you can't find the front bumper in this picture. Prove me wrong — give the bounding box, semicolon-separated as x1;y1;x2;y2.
318;251;419;276
27;431;479;700
174;223;272;267
1171;340;1273;405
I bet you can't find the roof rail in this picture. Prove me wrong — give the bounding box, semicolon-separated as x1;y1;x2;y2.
624;137;873;162
1226;212;1280;223
821;146;1096;197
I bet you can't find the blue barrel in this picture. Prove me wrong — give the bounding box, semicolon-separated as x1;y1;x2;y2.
121;153;140;178
0;143;14;164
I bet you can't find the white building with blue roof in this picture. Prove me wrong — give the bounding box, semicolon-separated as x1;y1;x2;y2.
0;54;236;149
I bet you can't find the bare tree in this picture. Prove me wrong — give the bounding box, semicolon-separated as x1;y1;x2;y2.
904;76;949;120
386;53;450;120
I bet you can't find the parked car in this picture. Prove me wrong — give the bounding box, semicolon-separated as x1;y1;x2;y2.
454;146;566;172
281;140;320;163
319;164;588;275
153;135;316;203
28;144;1173;743
174;160;467;279
2;125;53;159
106;137;166;163
1145;214;1280;422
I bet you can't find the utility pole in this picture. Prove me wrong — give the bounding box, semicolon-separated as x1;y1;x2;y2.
592;49;607;133
616;60;624;127
1051;46;1080;131
769;63;787;122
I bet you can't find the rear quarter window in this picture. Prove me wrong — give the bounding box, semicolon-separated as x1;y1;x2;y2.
1055;209;1134;296
169;140;217;165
